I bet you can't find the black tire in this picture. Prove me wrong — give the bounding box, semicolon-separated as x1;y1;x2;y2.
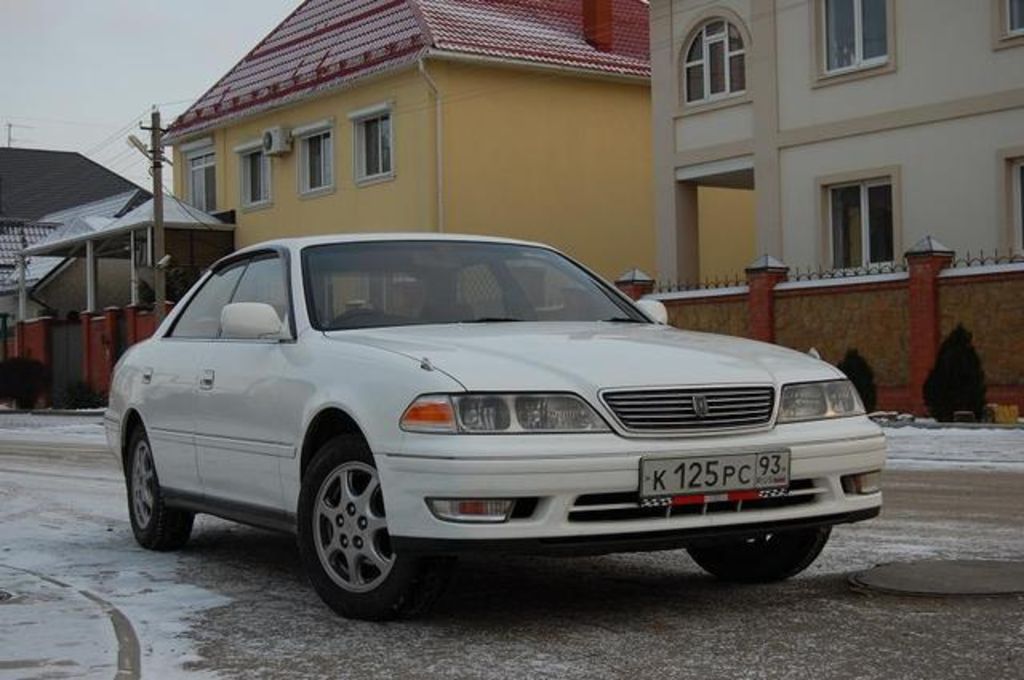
125;425;194;551
687;527;831;583
297;434;453;621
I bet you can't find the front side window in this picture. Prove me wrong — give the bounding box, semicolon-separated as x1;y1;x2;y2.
187;151;216;212
299;130;333;194
170;262;246;338
824;0;888;73
240;149;270;207
1012;0;1024;34
231;255;289;326
683;20;746;103
302;241;643;331
830;179;894;268
355;113;392;181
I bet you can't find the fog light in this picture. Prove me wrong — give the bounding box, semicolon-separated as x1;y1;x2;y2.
842;471;882;495
427;498;515;523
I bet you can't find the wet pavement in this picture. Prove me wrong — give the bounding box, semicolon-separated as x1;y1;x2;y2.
1;447;1022;679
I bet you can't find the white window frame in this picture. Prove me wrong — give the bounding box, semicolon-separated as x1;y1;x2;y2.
185;149;216;213
683;20;746;104
822;0;889;75
294;119;334;196
1014;159;1024;250
349;103;394;185
828;178;894;268
235;142;271;209
1011;0;1024;35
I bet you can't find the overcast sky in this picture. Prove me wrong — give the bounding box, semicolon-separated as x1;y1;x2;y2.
0;0;295;190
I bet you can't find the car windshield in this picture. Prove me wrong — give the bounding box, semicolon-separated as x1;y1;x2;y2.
302;240;646;331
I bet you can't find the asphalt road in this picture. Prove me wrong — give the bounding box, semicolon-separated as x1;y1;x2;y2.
1;449;1022;680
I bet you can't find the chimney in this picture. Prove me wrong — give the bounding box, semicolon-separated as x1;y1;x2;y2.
583;0;614;52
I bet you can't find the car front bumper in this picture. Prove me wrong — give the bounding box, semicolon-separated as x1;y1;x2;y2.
378;417;886;554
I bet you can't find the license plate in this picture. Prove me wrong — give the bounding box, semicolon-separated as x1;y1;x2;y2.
640;451;790;498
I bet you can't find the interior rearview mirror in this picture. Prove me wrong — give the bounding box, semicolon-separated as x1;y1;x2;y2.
636;299;668;325
221;302;283;339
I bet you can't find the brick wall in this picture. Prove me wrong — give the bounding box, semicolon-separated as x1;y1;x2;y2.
665;293;748;338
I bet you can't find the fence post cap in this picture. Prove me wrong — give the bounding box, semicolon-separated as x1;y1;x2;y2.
905;236;953;257
745;254;789;273
615;268;654;284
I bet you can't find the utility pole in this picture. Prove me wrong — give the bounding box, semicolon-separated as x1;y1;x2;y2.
140;108;167;322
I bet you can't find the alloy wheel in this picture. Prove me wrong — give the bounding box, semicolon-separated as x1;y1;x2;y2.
313;462;394;593
131;439;156;529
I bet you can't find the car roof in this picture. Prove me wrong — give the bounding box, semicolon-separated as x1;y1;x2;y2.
231;232;552;259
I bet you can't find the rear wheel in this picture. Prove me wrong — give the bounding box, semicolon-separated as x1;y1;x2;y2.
126;426;194;551
687;527;831;583
297;434;453;621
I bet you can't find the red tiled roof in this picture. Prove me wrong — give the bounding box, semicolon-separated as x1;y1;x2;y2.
167;0;650;142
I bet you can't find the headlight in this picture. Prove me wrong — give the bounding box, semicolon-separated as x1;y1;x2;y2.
777;380;865;423
401;394;609;433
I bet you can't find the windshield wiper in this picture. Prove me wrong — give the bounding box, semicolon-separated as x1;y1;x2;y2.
601;316;648;323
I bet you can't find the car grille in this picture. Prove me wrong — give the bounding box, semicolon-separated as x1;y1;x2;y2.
568;479;821;523
601;386;775;433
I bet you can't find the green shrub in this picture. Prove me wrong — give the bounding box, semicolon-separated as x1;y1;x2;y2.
837;349;877;413
0;358;49;409
923;324;987;422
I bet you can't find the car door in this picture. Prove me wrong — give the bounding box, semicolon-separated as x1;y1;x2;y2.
147;261;247;495
193;252;310;513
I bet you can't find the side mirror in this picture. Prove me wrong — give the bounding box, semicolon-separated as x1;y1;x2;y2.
636;299;668;325
221;302;283;339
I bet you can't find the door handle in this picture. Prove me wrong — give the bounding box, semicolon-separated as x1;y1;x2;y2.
141;367;153;384
199;369;215;391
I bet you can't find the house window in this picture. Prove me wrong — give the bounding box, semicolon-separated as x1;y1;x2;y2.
1011;0;1024;34
1015;160;1024;248
824;0;888;73
683;20;746;104
240;149;270;207
299;129;333;194
354;112;393;182
187;151;216;212
830;179;894;268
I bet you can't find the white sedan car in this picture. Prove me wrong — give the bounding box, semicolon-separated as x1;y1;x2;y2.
106;234;885;620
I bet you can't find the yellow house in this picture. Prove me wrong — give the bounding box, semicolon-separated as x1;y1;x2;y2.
166;0;655;281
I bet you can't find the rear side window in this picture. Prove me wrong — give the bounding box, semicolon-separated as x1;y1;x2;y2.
170;263;246;338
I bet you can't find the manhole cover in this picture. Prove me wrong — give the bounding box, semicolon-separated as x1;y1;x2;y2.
0;590;12;602
850;560;1024;597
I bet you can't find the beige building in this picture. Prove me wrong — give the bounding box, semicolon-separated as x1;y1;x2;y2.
651;0;1024;283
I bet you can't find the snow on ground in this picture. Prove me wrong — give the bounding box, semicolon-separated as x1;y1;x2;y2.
882;425;1024;471
0;413;107;454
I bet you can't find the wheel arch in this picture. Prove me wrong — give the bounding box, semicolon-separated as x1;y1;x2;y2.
299;407;370;482
121;408;145;470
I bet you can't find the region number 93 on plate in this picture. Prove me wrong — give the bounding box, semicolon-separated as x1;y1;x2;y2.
640;451;790;498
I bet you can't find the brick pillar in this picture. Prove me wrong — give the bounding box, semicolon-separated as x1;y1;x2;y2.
905;237;955;415
81;312;93;391
123;305;139;346
615;268;655;301
745;255;789;342
15;320;25;358
98;307;122;394
22;317;54;406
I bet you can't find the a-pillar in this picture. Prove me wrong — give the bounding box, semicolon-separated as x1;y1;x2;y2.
905;236;955;415
745;255;789;342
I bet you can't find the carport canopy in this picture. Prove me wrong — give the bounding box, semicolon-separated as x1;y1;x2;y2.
20;195;233;313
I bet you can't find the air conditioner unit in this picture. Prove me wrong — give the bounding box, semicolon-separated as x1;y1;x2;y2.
262;126;291;156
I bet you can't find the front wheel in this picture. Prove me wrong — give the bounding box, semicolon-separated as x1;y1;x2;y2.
297;435;453;621
687;527;831;583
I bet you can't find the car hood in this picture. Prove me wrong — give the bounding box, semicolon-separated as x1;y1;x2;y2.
324;322;840;393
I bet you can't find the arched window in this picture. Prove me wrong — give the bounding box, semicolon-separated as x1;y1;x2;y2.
683;20;746;104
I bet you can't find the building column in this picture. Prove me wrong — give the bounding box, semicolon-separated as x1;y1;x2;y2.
905;237;954;415
745;255;789;342
672;181;700;284
85;239;97;313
